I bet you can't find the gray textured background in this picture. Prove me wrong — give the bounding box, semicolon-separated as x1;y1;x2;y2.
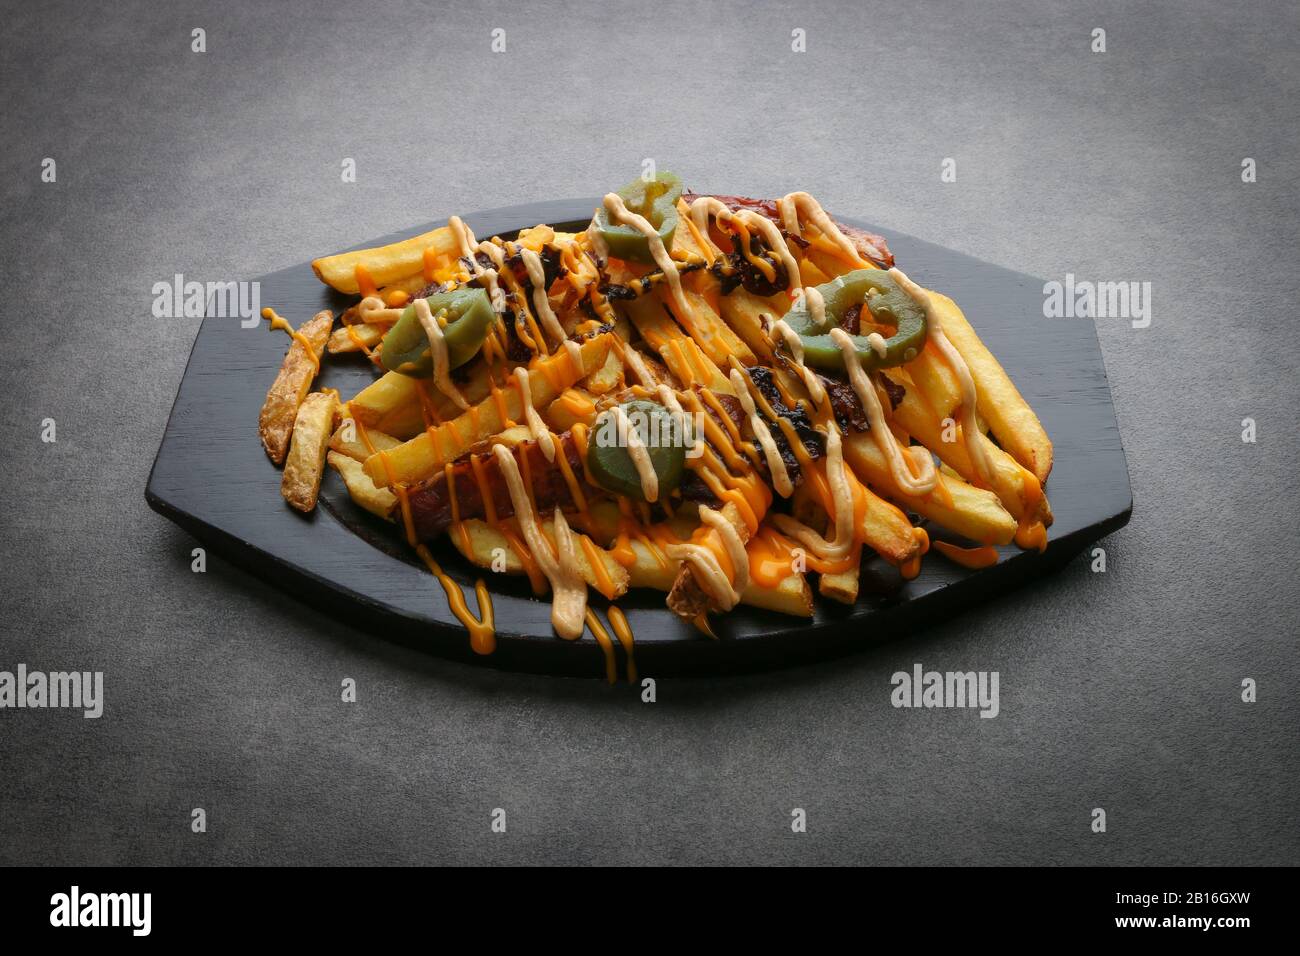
1;0;1296;866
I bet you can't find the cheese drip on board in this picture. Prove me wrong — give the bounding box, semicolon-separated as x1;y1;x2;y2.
729;368;793;497
829;326;937;496
491;444;586;639
513;366;556;462
414;298;469;409
887;267;994;489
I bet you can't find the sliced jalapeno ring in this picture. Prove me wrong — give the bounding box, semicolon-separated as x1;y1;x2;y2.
591;172;683;264
380;286;497;378
586;400;687;502
782;269;928;373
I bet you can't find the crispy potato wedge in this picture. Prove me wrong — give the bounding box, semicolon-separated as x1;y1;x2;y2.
281;391;338;513
259;309;333;465
452;518;629;601
364;332;614;487
929;291;1054;483
312;226;458;294
326;451;397;519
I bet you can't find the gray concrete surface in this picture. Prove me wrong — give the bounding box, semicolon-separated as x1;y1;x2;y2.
0;0;1296;865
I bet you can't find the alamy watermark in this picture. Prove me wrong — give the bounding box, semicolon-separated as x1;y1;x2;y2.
0;664;103;718
891;663;999;718
594;406;705;459
1043;273;1151;328
152;274;261;326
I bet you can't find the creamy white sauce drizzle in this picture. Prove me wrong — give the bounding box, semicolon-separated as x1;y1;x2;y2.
618;338;655;386
666;506;741;611
888;267;993;488
563;339;585;377
520;247;566;343
357;296;403;325
829;327;937;495
778;191;880;264
805;285;827;328
601;192;695;328
449;215;506;313
611;404;658;503
414;298;469;410
771;424;856;561
729;368;793;497
687;197;803;291
865;331;888;358
492;444;586;639
513;366;556;462
769;318;827;406
655;384;702;459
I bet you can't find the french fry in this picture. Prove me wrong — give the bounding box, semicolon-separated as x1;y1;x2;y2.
885;369;1052;527
657;286;756;368
364;332;614;487
327;451;397;519
620;296;733;392
622;537;813;618
545;388;599;432
312;226;458;294
281;391;338;513
346;359;518;440
841;431;1016;545
452;518;629;601
258;309;333;465
929;291;1054;482
328;419;402;463
583;349;623;395
718;287;787;362
327;323;386;354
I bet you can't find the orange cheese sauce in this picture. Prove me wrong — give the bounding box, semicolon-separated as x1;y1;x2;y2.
932;540;1000;569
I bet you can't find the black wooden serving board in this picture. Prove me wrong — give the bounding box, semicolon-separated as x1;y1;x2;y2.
146;199;1132;678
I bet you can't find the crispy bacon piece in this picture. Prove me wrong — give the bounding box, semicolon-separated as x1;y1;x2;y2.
682;192;894;268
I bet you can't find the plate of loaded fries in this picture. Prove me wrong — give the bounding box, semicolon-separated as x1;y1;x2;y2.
147;173;1131;679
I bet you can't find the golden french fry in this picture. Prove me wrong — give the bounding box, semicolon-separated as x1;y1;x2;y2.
657;285;755;368
258;310;333;465
327;323;386;354
930;291;1053;482
452;518;629;601
312;226;457;294
885;369;1052;527
326;451;396;519
328;419;402;463
281;391;338;513
619;295;733;393
842;431;1016;545
622;537;813;618
583;349;623;395
364;333;614;487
